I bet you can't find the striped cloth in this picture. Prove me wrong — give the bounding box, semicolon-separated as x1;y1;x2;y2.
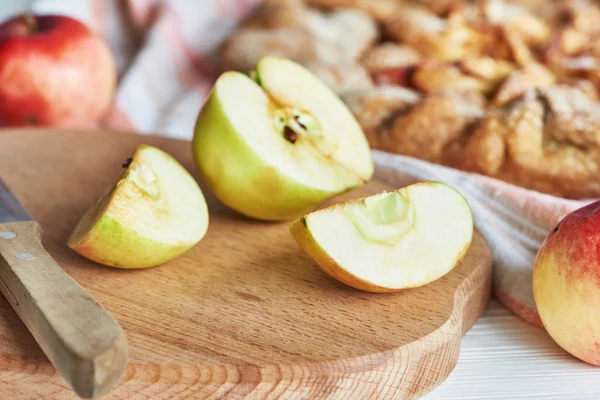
27;0;591;329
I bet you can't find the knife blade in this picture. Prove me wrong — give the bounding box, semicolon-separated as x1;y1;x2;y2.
0;179;33;223
0;178;128;398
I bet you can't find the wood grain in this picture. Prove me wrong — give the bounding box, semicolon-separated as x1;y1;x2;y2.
0;128;492;399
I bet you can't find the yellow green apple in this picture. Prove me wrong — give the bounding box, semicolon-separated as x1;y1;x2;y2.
533;201;600;365
290;181;474;292
192;56;373;221
67;144;209;269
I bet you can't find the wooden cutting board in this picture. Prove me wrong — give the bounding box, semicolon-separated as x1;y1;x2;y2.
0;129;492;399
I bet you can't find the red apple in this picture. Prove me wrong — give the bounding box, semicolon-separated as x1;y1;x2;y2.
533;200;600;365
0;13;116;128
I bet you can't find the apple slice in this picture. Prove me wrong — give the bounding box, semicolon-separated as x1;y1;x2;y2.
68;144;209;269
192;56;373;221
290;181;473;292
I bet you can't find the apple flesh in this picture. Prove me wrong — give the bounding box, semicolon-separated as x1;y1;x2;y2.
68;145;209;269
533;201;600;365
0;13;116;128
192;56;373;221
290;181;474;292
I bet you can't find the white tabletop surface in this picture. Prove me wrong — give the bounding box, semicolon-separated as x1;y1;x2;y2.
2;3;600;399
423;300;600;400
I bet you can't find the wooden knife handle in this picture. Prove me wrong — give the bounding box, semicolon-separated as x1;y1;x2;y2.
0;221;128;399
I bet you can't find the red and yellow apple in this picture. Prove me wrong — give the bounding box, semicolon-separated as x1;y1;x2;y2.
533;201;600;365
0;13;116;128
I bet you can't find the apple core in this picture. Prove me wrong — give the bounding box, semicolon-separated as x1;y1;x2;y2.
345;191;415;243
125;161;159;198
253;67;324;145
273;107;323;144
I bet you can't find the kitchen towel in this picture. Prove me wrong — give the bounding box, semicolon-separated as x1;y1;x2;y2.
25;0;591;329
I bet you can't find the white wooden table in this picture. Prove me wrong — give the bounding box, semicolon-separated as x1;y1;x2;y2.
424;300;600;400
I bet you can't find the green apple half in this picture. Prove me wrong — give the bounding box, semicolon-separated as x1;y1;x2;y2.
290;181;474;292
192;56;373;221
67;144;209;269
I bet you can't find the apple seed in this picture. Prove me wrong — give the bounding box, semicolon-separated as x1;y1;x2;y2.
292;113;321;137
294;115;307;130
274;108;322;144
122;157;133;168
284;126;298;143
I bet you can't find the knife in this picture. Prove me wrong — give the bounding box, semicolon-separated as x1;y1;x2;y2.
0;178;128;398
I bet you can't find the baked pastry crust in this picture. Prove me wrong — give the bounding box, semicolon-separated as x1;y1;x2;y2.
361;43;422;73
449;86;600;198
303;0;401;21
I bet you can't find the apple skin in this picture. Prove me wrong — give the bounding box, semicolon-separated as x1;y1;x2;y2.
192;83;355;221
0;13;116;128
533;200;600;366
68;183;197;269
71;214;193;269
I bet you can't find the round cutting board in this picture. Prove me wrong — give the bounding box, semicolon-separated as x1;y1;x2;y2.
0;129;492;399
